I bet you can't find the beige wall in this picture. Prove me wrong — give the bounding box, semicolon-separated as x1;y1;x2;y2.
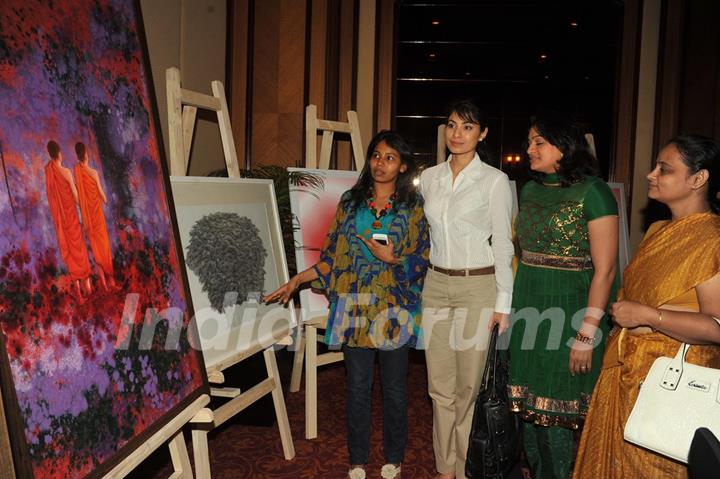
142;1;393;173
356;0;377;150
249;0;307;168
630;0;661;253
140;0;227;176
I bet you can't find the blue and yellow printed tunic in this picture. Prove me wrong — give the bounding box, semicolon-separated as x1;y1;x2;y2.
312;191;430;349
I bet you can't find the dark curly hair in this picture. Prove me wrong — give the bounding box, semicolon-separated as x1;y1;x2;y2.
669;134;720;214
344;130;419;208
525;110;599;186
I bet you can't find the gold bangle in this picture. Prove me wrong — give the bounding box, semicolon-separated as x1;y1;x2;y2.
656;309;663;329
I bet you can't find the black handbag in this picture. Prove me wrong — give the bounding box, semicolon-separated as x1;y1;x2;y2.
465;325;520;478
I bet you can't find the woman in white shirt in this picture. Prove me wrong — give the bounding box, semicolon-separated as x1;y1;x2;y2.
420;100;514;479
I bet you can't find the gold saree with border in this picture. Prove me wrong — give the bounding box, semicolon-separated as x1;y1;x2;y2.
573;212;720;479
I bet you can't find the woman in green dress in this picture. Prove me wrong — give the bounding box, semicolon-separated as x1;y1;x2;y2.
507;111;619;478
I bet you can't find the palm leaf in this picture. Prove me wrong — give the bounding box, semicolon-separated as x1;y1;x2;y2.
239;166;324;275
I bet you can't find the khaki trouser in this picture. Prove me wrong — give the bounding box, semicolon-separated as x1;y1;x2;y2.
422;269;495;478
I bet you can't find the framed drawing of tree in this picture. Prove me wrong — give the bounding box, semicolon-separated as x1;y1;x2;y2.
0;1;208;477
170;176;297;373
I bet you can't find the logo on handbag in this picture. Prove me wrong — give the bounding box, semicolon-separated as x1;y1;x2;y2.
686;379;710;392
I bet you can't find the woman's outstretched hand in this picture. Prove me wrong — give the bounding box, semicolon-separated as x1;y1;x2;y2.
263;276;300;305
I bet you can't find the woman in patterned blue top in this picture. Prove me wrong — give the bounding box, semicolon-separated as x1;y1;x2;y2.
265;130;430;479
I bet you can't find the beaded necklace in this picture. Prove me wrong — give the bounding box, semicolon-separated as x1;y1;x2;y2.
367;191;396;229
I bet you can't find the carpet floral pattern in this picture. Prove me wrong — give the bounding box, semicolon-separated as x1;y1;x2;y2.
134;352;437;478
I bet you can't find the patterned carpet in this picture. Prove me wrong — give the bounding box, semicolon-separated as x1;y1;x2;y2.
130;349;524;478
128;350;432;478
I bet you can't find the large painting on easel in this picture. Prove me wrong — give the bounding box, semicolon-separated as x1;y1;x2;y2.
288;168;359;322
0;1;207;478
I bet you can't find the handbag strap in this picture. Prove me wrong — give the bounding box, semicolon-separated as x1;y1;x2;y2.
661;343;690;391
481;324;500;390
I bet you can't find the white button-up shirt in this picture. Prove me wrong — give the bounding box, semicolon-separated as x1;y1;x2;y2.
420;153;514;313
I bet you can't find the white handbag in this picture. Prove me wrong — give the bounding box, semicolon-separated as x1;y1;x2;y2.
624;342;720;463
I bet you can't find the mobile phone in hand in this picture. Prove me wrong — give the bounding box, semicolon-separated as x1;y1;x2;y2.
372;233;389;245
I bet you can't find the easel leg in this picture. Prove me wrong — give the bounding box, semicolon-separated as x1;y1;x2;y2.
191;428;211;479
168;431;194;479
305;323;318;439
264;347;296;459
289;323;305;392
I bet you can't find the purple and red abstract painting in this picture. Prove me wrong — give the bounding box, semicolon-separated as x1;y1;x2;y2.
0;1;206;477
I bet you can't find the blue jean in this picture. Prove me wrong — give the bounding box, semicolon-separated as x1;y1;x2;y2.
343;344;410;465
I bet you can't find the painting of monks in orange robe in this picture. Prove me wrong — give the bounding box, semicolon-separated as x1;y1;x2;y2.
44;140;92;296
74;142;116;290
0;3;208;477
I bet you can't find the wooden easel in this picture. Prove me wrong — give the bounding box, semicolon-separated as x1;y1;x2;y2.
289;104;364;439
290;314;344;439
0;370;212;479
165;67;295;474
165;67;240;178
104;394;212;478
304;104;365;170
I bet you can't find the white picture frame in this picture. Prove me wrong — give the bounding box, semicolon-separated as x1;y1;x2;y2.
170;176;297;372
288;167;360;323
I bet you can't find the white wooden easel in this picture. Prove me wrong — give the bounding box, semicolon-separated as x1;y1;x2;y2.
289;104;364;439
165;67;296;473
304;104;365;170
165;67;240;177
104;394;212;478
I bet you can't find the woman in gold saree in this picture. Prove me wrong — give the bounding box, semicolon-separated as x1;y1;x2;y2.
573;135;720;478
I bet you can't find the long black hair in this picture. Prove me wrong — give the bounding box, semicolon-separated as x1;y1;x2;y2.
670;134;720;214
344;130;418;208
446;99;490;164
526;110;598;186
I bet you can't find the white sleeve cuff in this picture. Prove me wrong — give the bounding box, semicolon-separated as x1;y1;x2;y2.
494;291;512;315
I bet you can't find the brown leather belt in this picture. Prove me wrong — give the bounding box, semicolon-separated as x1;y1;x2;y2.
429;264;495;276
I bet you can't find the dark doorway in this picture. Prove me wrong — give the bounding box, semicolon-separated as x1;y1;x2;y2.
394;0;624;183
